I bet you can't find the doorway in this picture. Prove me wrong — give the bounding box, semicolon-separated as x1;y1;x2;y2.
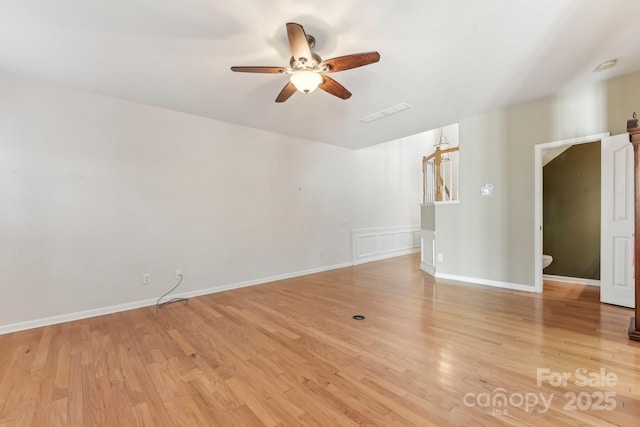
534;132;610;293
542;141;601;283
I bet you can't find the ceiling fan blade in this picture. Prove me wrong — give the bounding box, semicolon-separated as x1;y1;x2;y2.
275;82;297;103
230;66;286;73
322;52;380;73
319;76;352;100
286;23;312;62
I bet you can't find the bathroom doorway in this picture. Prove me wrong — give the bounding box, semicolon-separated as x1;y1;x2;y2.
534;133;609;292
543;141;601;282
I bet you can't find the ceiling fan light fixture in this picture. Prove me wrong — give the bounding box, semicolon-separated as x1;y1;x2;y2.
290;70;323;93
231;23;379;102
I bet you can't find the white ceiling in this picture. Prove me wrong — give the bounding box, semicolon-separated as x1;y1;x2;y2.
2;0;640;149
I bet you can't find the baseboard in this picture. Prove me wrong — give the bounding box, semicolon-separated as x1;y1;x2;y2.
0;261;354;336
543;274;600;287
176;262;354;300
435;273;538;293
352;248;420;266
0;297;159;336
420;262;435;277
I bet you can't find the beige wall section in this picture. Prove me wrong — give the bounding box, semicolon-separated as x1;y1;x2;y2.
435;71;640;287
607;72;640;136
435;110;510;282
421;205;435;230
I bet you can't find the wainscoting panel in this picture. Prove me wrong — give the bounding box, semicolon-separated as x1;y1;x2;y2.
379;233;397;253
398;231;416;250
420;229;436;276
352;226;421;265
357;235;379;258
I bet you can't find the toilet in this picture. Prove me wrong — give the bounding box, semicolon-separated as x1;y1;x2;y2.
542;254;553;269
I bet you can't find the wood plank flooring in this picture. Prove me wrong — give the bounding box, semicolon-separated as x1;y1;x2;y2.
1;254;640;426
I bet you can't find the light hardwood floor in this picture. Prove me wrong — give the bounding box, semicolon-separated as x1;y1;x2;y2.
1;254;640;426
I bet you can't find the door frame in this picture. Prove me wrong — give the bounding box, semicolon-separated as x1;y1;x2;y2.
534;132;610;293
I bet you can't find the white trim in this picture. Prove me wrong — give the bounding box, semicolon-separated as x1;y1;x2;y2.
420;262;435;277
420;200;461;207
352;248;420;265
352;225;421;264
420;229;436;274
350;225;420;233
0;298;159;336
0;261;353;335
435;273;538;293
534;132;609;293
543;274;600;287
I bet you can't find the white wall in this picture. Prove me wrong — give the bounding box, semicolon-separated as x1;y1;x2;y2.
435;71;640;289
0;72;430;329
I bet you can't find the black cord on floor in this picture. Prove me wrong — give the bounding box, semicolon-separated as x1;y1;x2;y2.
156;274;188;308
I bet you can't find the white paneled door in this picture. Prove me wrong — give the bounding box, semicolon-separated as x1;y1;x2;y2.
601;134;635;308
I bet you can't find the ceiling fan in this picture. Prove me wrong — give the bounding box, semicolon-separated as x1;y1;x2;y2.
231;23;380;103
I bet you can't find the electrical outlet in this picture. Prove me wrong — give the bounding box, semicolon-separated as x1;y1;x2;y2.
176;270;182;279
143;273;151;285
437;253;444;262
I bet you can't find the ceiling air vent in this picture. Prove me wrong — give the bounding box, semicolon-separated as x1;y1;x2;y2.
360;103;411;123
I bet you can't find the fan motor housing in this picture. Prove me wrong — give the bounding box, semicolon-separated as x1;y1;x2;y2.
290;51;323;70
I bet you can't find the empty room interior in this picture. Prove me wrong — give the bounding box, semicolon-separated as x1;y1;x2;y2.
3;1;640;426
